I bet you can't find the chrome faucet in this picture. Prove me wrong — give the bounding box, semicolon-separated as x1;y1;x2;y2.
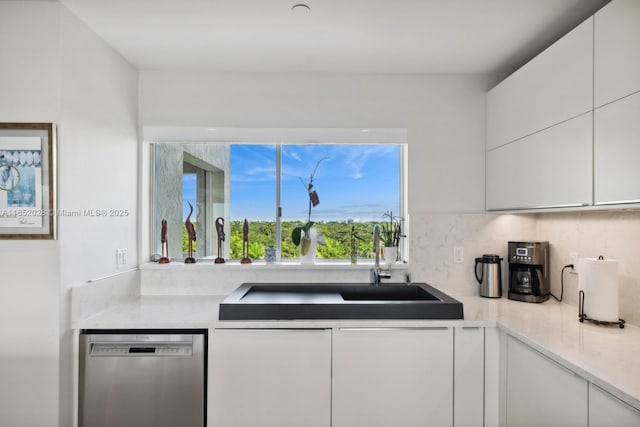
372;224;392;285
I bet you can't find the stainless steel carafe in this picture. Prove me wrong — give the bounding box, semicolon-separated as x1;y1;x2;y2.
474;254;503;298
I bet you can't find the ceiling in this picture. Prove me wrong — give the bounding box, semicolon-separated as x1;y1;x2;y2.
60;0;610;76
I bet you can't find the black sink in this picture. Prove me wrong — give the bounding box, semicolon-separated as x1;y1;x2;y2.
219;282;463;320
340;285;439;301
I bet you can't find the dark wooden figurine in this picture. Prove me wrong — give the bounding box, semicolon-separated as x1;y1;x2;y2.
240;218;252;264
159;218;171;264
184;201;196;264
215;217;225;264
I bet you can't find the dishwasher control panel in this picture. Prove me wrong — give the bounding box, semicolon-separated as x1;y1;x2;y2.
90;344;193;356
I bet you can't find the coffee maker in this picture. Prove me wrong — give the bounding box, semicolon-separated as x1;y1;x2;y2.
508;241;549;303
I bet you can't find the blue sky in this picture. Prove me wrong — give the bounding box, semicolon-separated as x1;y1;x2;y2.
230;144;400;222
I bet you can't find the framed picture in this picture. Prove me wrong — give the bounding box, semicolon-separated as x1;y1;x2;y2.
0;123;56;239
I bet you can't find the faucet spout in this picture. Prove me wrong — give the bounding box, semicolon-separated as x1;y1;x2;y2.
372;224;392;286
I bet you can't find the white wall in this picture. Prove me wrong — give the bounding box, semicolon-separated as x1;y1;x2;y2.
57;6;139;427
139;71;493;214
0;3;62;426
0;2;139;426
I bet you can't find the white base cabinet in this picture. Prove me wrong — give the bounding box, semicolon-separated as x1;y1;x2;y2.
332;327;454;427
506;336;588;427
454;327;484;427
209;329;331;427
589;383;640;427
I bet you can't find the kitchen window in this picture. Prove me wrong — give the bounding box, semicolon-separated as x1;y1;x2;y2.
152;141;405;263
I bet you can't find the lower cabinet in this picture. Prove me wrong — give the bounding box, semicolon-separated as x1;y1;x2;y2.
454;327;484;427
589;383;640;427
332;327;454;427
209;329;332;427
506;335;588;427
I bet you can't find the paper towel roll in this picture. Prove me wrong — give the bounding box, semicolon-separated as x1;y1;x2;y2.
578;257;619;322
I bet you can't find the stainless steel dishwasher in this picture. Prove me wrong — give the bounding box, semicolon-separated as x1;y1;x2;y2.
79;329;207;427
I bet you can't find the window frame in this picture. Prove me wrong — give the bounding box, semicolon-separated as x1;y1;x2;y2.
146;127;408;264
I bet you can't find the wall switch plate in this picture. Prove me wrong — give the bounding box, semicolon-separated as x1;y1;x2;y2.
569;252;578;274
453;246;464;264
116;248;128;269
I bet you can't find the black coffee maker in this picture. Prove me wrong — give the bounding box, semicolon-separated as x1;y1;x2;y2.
508;241;549;303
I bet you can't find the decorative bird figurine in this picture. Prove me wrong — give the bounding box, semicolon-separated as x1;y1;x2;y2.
159;218;170;264
241;218;252;264
215;217;225;264
184;201;196;263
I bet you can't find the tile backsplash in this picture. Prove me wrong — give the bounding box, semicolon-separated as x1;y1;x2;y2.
536;210;640;326
404;210;640;326
138;210;640;327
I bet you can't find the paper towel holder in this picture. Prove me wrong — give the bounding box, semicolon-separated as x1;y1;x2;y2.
578;256;625;328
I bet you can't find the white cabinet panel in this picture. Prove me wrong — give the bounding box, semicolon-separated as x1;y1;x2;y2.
486;113;592;210
594;0;640;108
454;327;484;427
506;336;588;427
487;17;593;150
209;329;331;427
589;383;640;427
594;91;640;205
332;327;453;427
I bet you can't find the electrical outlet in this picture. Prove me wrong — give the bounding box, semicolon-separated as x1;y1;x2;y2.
116;248;128;269
569;252;578;274
453;246;464;264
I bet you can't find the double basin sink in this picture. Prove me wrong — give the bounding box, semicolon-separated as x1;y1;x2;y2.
219;282;463;320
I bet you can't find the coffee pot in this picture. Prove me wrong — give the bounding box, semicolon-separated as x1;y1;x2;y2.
474;254;503;298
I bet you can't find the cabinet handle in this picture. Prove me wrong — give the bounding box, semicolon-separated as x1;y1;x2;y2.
338;327;449;332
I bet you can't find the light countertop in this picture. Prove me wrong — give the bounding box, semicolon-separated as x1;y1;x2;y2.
74;291;640;410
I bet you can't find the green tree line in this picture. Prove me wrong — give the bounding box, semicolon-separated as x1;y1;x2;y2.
183;221;378;261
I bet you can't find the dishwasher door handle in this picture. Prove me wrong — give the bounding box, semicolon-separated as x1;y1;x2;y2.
128;346;156;354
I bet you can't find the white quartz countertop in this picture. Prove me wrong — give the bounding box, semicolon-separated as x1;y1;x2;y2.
74;291;640;410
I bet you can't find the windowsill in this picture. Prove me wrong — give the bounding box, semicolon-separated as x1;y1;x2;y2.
141;260;410;270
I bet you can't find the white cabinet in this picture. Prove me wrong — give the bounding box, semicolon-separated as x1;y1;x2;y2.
454;327;484;427
594;91;640;205
486;17;593;150
332;327;454;427
209;329;331;427
594;0;640;108
486;113;592;210
506;336;588;427
589;383;640;427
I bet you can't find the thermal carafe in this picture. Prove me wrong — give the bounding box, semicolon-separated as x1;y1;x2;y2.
474;254;503;298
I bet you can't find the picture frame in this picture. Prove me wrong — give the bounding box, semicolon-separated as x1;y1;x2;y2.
0;123;56;239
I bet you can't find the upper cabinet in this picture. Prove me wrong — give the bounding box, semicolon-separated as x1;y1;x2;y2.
486;0;640;211
486;17;593;150
487;113;592;210
594;91;640;205
594;0;640;108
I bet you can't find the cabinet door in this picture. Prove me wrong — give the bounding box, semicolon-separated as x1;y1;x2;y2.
594;0;640;108
594;91;640;205
209;329;331;427
487;17;593;150
454;327;484;427
589;383;640;427
506;336;587;427
332;327;453;427
486;113;592;210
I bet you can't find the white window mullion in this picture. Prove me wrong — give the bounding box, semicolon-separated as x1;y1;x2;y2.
276;145;282;261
